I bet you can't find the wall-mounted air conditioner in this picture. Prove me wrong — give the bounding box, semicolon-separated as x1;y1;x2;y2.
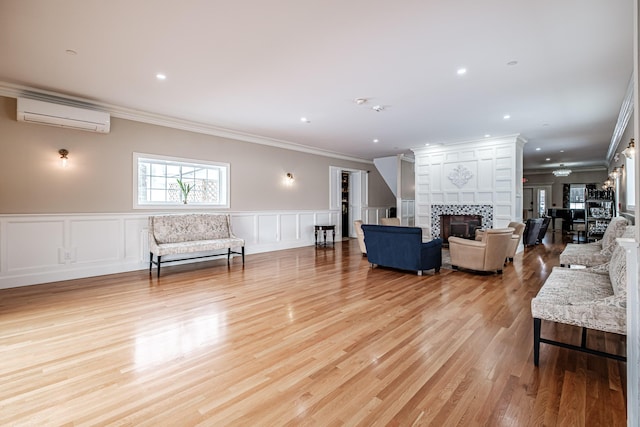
16;97;111;133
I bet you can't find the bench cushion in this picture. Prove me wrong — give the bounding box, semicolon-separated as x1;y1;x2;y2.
531;267;625;335
558;241;606;266
152;214;231;244
152;238;245;257
558;221;631;266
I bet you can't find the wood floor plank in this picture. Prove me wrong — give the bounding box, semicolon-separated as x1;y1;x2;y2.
0;231;626;425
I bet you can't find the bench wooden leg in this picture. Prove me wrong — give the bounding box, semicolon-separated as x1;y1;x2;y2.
533;318;625;365
533;318;541;366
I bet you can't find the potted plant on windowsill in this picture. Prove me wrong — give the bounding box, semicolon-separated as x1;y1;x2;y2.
176;178;193;204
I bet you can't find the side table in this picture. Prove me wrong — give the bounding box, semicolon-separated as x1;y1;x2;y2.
314;225;335;247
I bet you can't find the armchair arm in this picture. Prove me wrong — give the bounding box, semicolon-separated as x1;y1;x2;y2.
448;236;487;270
448;236;486;248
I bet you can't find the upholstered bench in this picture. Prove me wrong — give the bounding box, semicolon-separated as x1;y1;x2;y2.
559;216;628;267
531;241;628;366
148;213;245;277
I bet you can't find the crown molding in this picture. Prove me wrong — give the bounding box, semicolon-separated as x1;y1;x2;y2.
0;81;373;165
607;73;634;163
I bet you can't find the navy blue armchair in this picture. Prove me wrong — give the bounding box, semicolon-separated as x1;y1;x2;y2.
361;225;442;275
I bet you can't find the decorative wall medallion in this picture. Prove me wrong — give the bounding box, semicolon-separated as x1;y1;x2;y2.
448;164;473;188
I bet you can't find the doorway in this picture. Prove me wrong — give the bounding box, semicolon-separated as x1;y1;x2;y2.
523;188;534;219
524;185;553;219
329;166;367;238
341;172;349;238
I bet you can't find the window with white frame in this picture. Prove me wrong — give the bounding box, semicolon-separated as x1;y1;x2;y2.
134;153;229;208
569;184;585;210
626;155;635;208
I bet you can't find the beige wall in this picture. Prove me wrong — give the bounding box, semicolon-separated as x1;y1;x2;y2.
524;117;634;215
0;97;394;214
524;170;609;208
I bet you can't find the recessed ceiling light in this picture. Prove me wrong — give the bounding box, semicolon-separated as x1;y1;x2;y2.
456;68;467;75
372;105;384;112
560;150;565;153
507;60;518;66
546;158;551;161
535;147;541;151
300;117;310;123
503;114;511;120
156;73;166;80
425;143;430;146
484;134;491;138
355;98;367;105
373;139;379;143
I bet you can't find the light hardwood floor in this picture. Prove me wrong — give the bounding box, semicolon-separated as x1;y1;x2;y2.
0;233;627;426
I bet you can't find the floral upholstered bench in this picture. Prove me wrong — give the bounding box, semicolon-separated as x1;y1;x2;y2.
148;213;245;277
531;235;630;366
558;216;628;267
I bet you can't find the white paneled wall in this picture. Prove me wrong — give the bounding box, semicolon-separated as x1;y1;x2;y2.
0;208;387;289
412;135;525;234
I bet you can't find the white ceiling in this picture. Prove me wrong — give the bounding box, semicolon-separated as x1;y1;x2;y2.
0;1;634;171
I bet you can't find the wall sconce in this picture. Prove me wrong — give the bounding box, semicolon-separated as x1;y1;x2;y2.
609;167;620;180
58;149;69;168
622;138;635;159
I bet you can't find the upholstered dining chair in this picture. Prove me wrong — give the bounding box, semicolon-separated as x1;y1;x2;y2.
449;227;514;274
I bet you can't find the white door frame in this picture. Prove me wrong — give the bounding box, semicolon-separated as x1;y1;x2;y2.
329;166;368;238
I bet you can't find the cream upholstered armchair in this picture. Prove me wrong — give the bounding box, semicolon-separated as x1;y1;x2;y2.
506;222;526;261
380;217;401;226
354;220;367;255
449;228;514;274
475;222;525;263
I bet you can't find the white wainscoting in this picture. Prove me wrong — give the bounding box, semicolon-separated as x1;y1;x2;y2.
0;208;383;289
